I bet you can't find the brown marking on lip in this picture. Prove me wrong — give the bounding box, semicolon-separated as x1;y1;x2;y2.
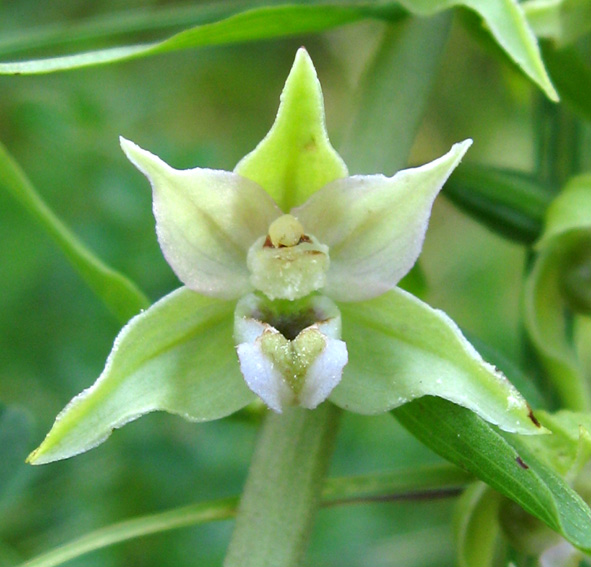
298;235;312;244
516;456;529;470
263;235;274;248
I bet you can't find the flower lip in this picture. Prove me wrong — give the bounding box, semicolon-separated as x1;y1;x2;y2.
234;293;348;412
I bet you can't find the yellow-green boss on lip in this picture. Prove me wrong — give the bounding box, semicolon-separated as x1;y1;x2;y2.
28;48;543;466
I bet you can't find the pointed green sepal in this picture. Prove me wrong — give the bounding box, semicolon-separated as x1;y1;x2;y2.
331;288;544;434
234;48;348;211
28;288;254;464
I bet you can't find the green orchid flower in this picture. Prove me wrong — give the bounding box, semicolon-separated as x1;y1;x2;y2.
29;48;542;466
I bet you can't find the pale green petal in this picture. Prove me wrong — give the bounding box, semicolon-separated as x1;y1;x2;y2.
121;137;281;299
524;175;591;411
28;288;254;464
537;174;591;249
293;140;472;302
234;48;348;211
524;246;591;411
331;288;543;434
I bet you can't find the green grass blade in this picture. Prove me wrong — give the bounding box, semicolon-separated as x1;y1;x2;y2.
19;498;238;567
0;141;150;322
0;4;405;75
0;1;254;58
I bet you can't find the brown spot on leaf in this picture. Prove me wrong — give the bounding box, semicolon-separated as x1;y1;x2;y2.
527;406;541;428
516;456;529;469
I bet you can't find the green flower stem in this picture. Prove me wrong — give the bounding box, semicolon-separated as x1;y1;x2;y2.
224;404;340;567
535;94;581;189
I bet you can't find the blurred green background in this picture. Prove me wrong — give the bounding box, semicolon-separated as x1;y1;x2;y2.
0;2;546;565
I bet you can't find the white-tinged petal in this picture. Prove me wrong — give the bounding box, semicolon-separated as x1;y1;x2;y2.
121;137;281;299
237;328;296;413
293;140;472;302
298;338;348;409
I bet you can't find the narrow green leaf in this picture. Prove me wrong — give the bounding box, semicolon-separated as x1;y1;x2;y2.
0;0;556;104
394;397;591;552
398;0;558;100
341;12;452;175
455;483;502;567
332;288;543;434
18;497;238;567
444;164;552;244
17;464;471;567
0;141;149;323
0;2;256;58
28;288;254;465
0;4;405;75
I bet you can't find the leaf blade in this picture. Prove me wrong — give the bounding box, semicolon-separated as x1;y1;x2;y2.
0;140;149;322
0;4;404;75
394;397;591;552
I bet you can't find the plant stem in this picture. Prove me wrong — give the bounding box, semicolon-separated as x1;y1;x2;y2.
223;403;340;567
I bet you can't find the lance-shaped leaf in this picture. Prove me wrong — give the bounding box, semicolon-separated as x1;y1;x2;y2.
235;48;348;211
0;2;556;101
331;287;542;434
394;397;591;553
294;140;472;302
525;175;591;411
121;138;281;299
28;288;254;465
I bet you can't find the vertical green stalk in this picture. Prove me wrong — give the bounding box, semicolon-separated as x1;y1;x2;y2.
534;95;580;189
224;404;340;567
